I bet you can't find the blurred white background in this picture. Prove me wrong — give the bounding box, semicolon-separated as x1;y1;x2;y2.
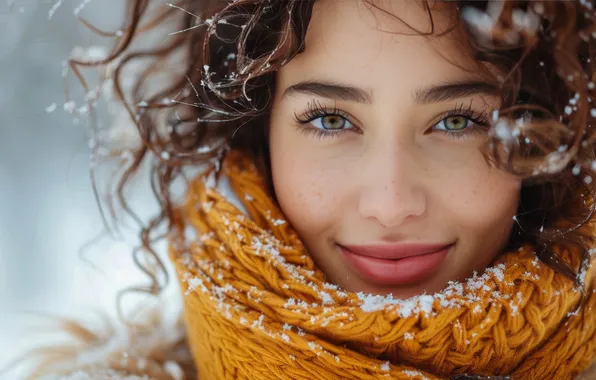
0;1;171;377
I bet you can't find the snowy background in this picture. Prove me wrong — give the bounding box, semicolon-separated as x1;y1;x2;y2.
0;1;172;377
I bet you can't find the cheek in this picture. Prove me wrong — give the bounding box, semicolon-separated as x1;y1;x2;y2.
269;137;342;242
440;162;521;243
268;115;353;245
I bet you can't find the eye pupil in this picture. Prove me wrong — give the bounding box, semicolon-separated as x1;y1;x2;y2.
445;116;468;130
322;115;345;130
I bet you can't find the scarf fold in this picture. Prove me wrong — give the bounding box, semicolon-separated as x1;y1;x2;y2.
168;150;596;380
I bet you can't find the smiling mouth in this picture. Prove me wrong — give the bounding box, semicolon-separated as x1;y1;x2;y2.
339;242;455;260
337;243;454;285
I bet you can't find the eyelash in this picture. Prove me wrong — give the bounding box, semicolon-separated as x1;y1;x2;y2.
293;100;491;140
293;100;354;139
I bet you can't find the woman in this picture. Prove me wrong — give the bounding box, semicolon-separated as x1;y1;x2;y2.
24;0;596;379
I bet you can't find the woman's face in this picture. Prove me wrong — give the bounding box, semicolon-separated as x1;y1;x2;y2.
268;0;521;298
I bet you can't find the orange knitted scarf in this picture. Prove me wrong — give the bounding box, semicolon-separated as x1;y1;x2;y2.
168;150;596;380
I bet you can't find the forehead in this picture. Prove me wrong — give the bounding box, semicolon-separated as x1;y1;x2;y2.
278;0;487;94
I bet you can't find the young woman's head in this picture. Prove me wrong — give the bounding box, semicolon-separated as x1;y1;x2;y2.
83;0;595;298
268;0;520;297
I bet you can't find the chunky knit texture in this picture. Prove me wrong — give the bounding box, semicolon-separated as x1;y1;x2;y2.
167;150;596;380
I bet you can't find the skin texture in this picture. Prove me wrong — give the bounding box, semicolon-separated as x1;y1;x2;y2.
268;0;522;298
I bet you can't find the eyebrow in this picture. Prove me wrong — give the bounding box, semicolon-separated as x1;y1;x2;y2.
414;81;499;104
283;81;372;104
283;80;499;104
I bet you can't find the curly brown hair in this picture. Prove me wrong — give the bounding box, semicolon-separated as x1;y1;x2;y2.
69;0;596;309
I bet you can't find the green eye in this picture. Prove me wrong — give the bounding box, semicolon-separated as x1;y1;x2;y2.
320;115;347;130
430;108;490;140
442;116;469;131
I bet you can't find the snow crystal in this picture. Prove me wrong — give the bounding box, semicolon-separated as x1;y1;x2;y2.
511;8;540;33
577;258;591;290
251;237;284;262
357;293;434;317
319;291;334;305
417;295;434;314
77;104;89;115
161;363;184;380
493;119;514;142
531;257;541;268
185;276;207;294
358;293;401;312
567;309;580;318
402;369;427;378
461;7;495;36
63;100;76;113
73;0;93;16
251;314;265;329
48;0;64;20
485;264;505;282
45;103;57;113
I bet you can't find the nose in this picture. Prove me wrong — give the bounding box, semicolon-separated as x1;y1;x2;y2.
358;143;426;228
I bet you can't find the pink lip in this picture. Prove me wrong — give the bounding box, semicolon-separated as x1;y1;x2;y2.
338;243;453;285
341;242;453;260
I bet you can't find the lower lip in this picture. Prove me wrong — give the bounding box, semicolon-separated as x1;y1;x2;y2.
339;245;452;285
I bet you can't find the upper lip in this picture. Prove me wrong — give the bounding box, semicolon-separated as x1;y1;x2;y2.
339;242;453;260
